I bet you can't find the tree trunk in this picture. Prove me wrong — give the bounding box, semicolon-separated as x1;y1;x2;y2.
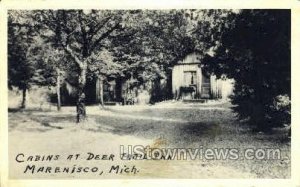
20;87;27;109
56;68;61;111
76;65;87;123
99;76;104;107
63;45;88;123
96;76;104;107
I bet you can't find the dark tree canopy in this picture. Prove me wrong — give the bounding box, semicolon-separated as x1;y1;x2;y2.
8;12;35;91
201;10;291;131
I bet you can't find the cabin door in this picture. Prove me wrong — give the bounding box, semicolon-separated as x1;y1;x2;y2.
201;74;211;98
182;71;197;99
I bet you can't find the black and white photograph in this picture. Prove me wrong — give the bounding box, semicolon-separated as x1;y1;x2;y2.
6;9;291;180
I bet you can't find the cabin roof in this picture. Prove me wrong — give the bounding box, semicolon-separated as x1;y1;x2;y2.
176;52;202;66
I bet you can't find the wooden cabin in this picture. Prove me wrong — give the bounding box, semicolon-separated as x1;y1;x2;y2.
56;77;157;105
172;53;233;100
55;53;233;105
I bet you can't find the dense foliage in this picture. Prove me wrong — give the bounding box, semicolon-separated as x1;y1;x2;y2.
201;10;291;131
8;10;291;130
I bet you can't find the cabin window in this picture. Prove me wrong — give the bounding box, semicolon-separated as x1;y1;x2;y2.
184;71;197;85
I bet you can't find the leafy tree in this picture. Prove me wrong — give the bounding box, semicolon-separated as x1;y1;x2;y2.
8;11;37;108
27;41;74;111
28;10;140;122
8;11;72;111
110;10;202;102
200;10;291;132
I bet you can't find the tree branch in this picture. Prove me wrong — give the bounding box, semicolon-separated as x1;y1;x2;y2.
78;11;90;57
63;45;85;69
90;22;121;52
89;15;113;40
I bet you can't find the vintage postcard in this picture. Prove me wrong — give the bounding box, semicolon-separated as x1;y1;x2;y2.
0;0;299;187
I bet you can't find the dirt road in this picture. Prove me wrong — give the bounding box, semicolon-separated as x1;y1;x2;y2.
8;102;290;178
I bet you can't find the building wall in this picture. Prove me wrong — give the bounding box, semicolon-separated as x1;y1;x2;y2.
210;75;234;100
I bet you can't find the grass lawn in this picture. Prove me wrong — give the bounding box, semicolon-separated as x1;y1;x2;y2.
8;101;290;179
